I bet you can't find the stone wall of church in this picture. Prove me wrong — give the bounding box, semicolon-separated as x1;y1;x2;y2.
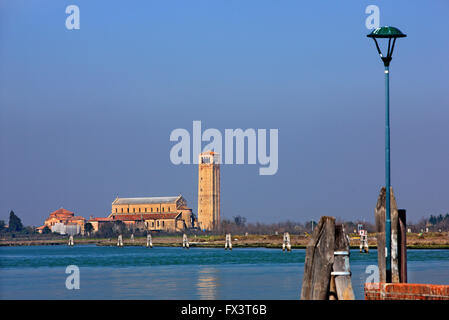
112;203;177;215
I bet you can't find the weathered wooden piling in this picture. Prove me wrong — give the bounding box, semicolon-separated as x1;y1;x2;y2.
183;234;189;249
146;234;153;248
117;234;123;247
332;225;355;300
301;216;335;300
398;209;407;283
68;235;74;246
225;233;232;250
282;232;291;252
375;187;404;283
131;234;134;242
300;216;354;300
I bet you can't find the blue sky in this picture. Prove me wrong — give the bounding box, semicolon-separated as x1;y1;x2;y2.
1;0;448;226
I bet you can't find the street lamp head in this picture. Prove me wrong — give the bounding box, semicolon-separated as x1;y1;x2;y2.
367;26;407;67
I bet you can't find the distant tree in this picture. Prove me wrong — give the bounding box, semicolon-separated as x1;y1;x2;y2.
97;221;128;238
8;211;23;232
0;220;5;231
425;213;449;231
23;226;35;234
98;222;114;238
42;226;51;234
113;220;127;235
84;222;94;235
304;220;318;233
233;215;247;227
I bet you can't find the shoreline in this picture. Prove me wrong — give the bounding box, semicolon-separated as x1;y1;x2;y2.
1;233;449;249
2;243;449;249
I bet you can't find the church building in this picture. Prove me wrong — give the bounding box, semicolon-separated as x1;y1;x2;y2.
89;195;195;232
37;208;86;234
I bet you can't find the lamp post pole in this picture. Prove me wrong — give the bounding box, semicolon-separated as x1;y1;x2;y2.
384;64;391;282
367;26;406;283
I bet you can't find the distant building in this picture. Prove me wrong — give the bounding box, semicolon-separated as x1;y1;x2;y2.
50;222;81;235
198;151;220;231
37;208;86;234
89;195;196;232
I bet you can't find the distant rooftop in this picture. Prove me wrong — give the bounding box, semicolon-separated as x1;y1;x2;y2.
112;196;181;205
49;208;74;217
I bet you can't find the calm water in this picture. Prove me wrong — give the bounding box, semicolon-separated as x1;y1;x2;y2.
1;245;448;299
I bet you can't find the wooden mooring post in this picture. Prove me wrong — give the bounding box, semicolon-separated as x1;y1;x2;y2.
398;209;407;283
131;234;134;242
225;233;232;250
282;232;291;252
182;234;189;249
68;235;74;246
146;234;153;248
359;230;369;253
300;216;354;300
117;234;123;247
375;187;407;283
332;225;355;300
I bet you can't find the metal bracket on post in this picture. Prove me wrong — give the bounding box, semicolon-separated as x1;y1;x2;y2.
331;250;351;276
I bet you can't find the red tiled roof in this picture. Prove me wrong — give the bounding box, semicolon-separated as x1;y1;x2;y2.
69;216;86;221
89;217;113;222
49;208;74;217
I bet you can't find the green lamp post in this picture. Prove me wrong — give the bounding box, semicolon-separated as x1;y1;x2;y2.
367;26;406;282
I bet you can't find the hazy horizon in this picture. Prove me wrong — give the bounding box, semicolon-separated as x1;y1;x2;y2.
1;1;448;226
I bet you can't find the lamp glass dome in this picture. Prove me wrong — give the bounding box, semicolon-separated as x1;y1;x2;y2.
367;26;407;39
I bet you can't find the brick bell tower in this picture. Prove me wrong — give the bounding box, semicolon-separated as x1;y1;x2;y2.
198;151;220;231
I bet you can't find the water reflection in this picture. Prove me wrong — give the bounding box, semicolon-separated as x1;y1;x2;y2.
196;267;219;299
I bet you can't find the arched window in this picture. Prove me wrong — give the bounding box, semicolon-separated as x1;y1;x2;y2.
127;208;129;213
121;208;123;213
162;207;164;212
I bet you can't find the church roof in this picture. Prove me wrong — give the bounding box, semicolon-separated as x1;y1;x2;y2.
112;196;182;205
49;208;74;217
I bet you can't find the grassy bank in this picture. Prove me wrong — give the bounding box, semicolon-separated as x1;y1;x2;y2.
1;232;449;249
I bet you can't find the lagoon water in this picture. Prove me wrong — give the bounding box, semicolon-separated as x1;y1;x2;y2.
1;245;448;299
